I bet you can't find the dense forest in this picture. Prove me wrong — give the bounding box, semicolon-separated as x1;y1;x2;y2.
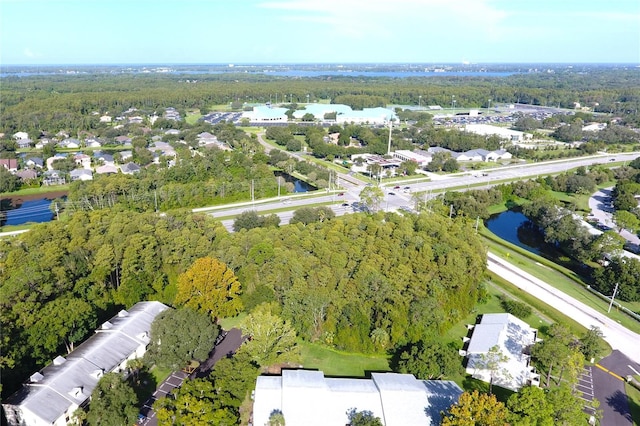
1;67;639;135
0;208;486;398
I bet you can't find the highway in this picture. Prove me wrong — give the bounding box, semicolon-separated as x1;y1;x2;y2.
487;252;640;364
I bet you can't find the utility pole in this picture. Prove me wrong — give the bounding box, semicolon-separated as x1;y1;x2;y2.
277;177;281;197
449;204;454;219
387;119;393;155
608;282;619;313
54;202;60;220
251;179;255;208
154;189;158;213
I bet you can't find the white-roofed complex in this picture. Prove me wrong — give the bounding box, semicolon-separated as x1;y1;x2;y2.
463;313;541;391
3;301;169;426
252;369;462;426
464;124;532;142
244;105;289;122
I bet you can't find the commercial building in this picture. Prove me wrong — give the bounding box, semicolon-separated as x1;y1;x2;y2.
464;124;532;142
252;369;462;426
461;313;541;392
3;301;169;426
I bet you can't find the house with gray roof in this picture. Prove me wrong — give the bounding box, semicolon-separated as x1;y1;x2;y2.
120;162;141;174
3;301;169;426
252;370;462;426
70;169;93;181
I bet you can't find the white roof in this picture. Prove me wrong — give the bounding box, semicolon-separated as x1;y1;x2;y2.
3;301;169;425
252;370;462;426
465;313;538;391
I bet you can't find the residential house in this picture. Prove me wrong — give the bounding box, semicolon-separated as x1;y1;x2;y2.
164;129;180;136
253;370;463;426
2;301;169;426
461;313;541;392
95;164;118;175
93;151;115;166
13;131;29;141
58;138;81;149
120;162;141;174
69;169;93;181
73;154;92;170
99;115;112;123
114;136;132;145
84;138;103;148
0;158;19;172
42;170;66;186
46;154;67;171
35;138;52;149
16;138;33;149
26;157;44;169
15;169;38;181
119;151;133;162
128;116;144;125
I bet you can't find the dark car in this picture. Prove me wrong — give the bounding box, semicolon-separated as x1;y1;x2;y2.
394;185;401;189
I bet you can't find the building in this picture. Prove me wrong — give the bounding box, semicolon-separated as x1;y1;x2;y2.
69;169;93;181
392;150;432;167
244;105;289;122
252;370;462;426
3;301;169;426
462;313;541;392
336;107;397;125
464;124;532;142
0;158;18;172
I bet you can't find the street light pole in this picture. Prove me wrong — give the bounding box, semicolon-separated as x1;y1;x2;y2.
608;282;619;313
418;95;422;109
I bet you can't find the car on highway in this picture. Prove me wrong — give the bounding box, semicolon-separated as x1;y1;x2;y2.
388;192;396;195
341;202;349;206
338;192;345;196
394;185;401;189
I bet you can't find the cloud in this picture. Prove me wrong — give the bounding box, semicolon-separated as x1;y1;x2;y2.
259;0;510;40
23;47;37;58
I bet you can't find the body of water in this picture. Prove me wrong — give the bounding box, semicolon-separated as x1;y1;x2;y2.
274;171;316;193
485;209;555;255
1;198;55;226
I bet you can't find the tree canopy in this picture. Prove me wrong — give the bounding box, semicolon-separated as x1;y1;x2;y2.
174;257;243;319
144;307;218;370
86;373;138;426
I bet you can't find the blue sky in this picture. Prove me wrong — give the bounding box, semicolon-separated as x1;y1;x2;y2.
1;0;639;65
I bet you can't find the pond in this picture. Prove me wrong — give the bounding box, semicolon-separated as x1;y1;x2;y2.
0;191;67;227
485;209;556;256
274;171;316;193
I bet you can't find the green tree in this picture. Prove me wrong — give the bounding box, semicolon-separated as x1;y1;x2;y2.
209;351;260;409
476;345;511;395
547;383;590;425
359;185;384;212
239;304;300;367
174;257;243;319
441;390;509;426
155;377;237;426
506;386;554;426
0;166;20;193
346;408;383;426
531;323;572;387
290;206;335;225
394;341;461;379
613;209;640;234
268;410;286;426
579;326;604;361
86;373;138;426
144;307;218;370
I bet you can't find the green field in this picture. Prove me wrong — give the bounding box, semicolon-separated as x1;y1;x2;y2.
298;341;390;377
627;382;640;426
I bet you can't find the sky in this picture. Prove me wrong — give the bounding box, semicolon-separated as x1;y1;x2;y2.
1;0;639;65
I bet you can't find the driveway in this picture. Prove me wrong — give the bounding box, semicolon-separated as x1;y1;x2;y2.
138;328;245;426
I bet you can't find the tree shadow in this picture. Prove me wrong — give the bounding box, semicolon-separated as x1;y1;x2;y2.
131;366;158;408
606;389;632;423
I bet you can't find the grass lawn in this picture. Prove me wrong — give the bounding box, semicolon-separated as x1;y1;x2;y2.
1;185;69;197
218;313;247;331
626;382;640;426
298;341;390;378
185;111;202;125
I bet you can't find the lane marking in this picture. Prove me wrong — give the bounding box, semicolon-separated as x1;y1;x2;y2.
595;363;624;381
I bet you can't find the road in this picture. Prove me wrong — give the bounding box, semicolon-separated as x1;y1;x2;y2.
588;187;640;250
201;152;640;223
487;251;640;364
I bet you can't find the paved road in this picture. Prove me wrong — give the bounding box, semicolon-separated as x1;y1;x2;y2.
486;251;640;365
589;187;640;249
589;351;640;426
